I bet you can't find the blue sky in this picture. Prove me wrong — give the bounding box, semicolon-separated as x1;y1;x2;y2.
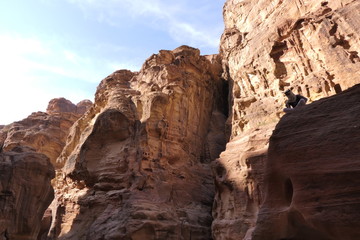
0;0;225;124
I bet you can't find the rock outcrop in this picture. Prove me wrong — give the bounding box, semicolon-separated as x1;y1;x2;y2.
252;84;360;240
49;46;227;239
213;0;360;239
46;98;92;115
0;98;92;168
3;0;360;239
0;146;55;240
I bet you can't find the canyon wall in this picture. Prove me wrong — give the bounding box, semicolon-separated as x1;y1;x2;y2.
49;46;227;239
213;0;360;239
2;0;360;239
0;98;91;239
0;98;92;168
253;84;360;240
0;146;55;240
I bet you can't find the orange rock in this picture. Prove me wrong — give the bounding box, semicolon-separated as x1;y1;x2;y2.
0;98;92;168
213;0;360;239
50;46;227;239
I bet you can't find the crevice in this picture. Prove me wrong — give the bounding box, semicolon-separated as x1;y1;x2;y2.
270;41;288;79
329;22;338;36
284;178;293;205
222;80;230;118
3;229;9;240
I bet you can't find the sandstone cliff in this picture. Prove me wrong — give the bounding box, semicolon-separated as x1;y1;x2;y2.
0;146;55;240
213;0;360;239
252;84;360;240
0;98;91;239
0;98;92;168
3;0;360;239
49;46;227;239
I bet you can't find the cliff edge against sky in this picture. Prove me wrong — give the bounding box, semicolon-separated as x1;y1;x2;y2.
1;0;360;239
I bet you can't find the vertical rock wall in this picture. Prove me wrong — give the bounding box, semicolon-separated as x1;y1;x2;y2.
50;46;227;240
252;84;360;240
214;0;360;239
0;146;55;240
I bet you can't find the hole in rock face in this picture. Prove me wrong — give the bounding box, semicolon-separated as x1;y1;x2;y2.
284;178;293;205
222;80;229;118
216;165;226;178
334;84;342;94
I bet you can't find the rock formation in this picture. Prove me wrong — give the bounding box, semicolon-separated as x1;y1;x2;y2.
49;46;227;239
2;0;360;239
0;146;55;240
213;0;360;239
252;84;360;240
0;98;92;168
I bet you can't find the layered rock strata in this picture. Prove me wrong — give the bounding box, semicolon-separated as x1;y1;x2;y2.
0;98;92;168
0;146;55;240
213;0;360;239
49;46;227;239
252;84;360;240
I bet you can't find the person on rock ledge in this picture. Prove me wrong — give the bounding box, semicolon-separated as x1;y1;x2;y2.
283;89;308;113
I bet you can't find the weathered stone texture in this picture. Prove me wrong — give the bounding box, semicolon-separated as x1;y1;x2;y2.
0;146;55;240
50;46;226;239
252;84;360;240
213;0;360;239
0;98;92;168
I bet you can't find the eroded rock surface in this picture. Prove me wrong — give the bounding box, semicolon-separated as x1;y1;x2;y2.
0;98;92;168
50;46;226;239
0;146;55;240
252;84;360;240
213;0;360;239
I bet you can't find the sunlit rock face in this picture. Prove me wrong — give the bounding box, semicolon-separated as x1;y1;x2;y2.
49;46;227;240
0;146;55;240
0;98;92;168
253;84;360;240
213;0;360;239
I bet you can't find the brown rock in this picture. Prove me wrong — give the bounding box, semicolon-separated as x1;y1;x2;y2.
76;100;93;115
0;146;55;239
46;98;77;114
0;98;92;168
213;0;360;239
50;46;227;239
252;84;360;240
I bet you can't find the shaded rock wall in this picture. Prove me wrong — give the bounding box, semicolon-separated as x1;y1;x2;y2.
213;0;360;239
253;84;360;240
50;46;227;239
0;98;91;239
0;146;55;240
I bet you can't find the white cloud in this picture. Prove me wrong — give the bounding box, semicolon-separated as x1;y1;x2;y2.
0;33;136;124
67;0;222;51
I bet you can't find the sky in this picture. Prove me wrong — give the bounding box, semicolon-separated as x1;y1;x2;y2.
0;0;225;125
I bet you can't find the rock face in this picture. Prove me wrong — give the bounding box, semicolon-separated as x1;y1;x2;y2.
46;98;92;115
0;146;55;240
213;0;360;239
252;84;360;240
3;0;360;239
50;46;227;239
0;98;92;168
